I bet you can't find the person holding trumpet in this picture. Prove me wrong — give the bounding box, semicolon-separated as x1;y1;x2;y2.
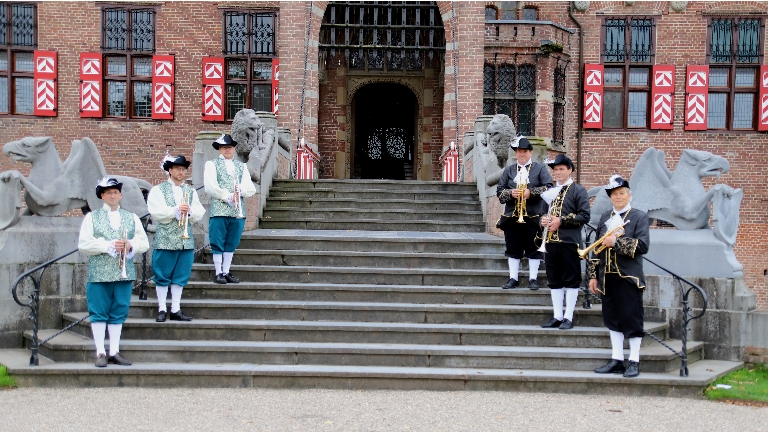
538;154;590;330
496;137;553;290
587;175;650;378
147;154;206;322
204;134;256;284
78;177;149;367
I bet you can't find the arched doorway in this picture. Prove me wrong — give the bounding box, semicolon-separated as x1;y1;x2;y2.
352;83;416;180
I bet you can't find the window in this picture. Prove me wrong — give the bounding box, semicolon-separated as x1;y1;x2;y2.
483;62;536;136
601;17;655;129
707;17;764;130
553;63;567;147
101;6;155;119
0;3;36;115
485;7;498;21
522;7;538;21
223;11;276;120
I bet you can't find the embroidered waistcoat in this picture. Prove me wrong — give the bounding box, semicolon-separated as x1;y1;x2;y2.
88;209;136;282
210;158;246;218
154;181;195;250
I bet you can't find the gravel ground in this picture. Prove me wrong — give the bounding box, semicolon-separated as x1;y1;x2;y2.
0;388;765;431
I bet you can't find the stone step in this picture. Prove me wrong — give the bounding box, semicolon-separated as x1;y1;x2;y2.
123;298;606;327
28;330;704;374
62;313;667;348
268;187;478;201
261;208;484;222
169;282;558;305
218;249;511;270
258;218;487;232
265;197;482;211
0;349;740;396
238;230;506;254
272;179;479;193
189;264;542;287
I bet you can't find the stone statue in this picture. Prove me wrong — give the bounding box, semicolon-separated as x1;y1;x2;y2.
230;109;276;184
478;114;517;186
588;147;742;248
0;136;152;231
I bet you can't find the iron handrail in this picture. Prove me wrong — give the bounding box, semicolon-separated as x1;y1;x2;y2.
12;185;205;366
582;223;708;377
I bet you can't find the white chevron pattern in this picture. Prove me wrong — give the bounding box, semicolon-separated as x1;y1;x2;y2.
584;92;601;122
686;94;705;124
154;83;172;114
204;85;222;115
36;57;54;73
81;81;100;111
35;80;55;110
688;71;706;87
205;63;222;79
655;71;672;87
155;61;173;77
82;59;100;75
761;94;768;125
586;69;602;86
653;94;672;124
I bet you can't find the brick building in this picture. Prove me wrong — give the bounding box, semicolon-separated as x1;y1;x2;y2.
0;1;766;307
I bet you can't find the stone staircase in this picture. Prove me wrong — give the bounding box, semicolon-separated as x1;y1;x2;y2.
1;179;740;395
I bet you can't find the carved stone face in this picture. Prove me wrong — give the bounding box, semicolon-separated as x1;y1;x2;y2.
682;149;730;179
484;114;516;167
231;109;264;155
2;137;52;163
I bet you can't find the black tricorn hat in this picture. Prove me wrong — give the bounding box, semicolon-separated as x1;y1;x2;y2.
212;133;237;150
605;174;630;196
162;154;192;171
510;136;533;150
547;154;575;170
96;177;123;199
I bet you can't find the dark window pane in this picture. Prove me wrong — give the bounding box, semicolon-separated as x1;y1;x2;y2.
0;7;6;45
107;56;127;75
604;91;624;128
252;61;272;80
133;57;151;76
11;4;35;47
482;99;494;115
107;81;127;116
517;101;535;136
737;19;760;63
14;52;33;72
227;60;246;79
707;93;727;128
517;65;535;95
132;10;154;52
225;13;248;54
604;19;625;62
253;14;275;55
0;77;7;112
497;65;514;94
733;93;754;128
132;81;151;117
604;68;623;86
630;19;652;62
0;52;6;71
483;64;495;93
554;66;567;99
629;67;648;86
251;84;271;112
735;67;755;87
552;103;565;145
710;19;732;63
14;77;33;114
522;8;537;21
104;9;127;50
226;84;246;120
485;7;497;21
497;100;512;117
628;92;647;127
709;68;728;87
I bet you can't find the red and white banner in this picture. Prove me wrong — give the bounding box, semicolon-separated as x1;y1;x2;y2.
759;65;768;132
33;50;57;116
80;53;102;118
152;55;174;120
651;65;675;130
202;57;225;122
272;58;279;116
439;142;459;182
684;65;708;131
583;64;604;129
296;139;319;180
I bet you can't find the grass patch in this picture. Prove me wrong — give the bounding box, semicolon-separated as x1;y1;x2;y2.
0;365;16;389
706;364;768;402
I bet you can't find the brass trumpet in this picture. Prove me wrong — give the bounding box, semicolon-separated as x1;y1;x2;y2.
515;181;528;223
179;189;191;239
119;227;128;279
233;180;244;219
577;221;629;259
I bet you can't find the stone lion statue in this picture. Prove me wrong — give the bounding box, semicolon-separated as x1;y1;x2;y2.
479;114;517;186
231;109;276;184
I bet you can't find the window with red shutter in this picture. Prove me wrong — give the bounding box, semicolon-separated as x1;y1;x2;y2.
152;55;174;120
80;53;103;118
202;57;225;122
650;65;674;130
583;64;604;129
684;65;708;131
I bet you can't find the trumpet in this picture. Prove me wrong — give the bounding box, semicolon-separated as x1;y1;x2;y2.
577;221;629;260
119;227;128;279
515;181;528;223
233;181;244;219
537;205;554;253
179;189;191;239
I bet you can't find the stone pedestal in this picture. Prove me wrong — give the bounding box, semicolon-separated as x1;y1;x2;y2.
644;229;743;278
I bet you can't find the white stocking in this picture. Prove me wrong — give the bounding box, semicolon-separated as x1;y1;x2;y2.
564;288;580;321
507;258;520;280
155;285;168;312
107;324;122;356
223;252;234;274
609;330;625;361
91;322;106;356
213;254;223;275
170;284;183;313
629;337;642;362
549;288;564;321
528;259;541;280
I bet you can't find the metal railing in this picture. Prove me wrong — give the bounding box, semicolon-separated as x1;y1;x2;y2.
582;223;708;377
12;185;206;366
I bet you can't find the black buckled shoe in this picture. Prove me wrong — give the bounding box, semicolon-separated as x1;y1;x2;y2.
623;361;640;378
169;310;193;321
528;279;539;290
214;273;227;284
156;311;167;322
540;317;563;328
558;319;574;330
95;353;107;368
223;272;240;284
594;359;626;374
108;352;132;366
502;278;519;289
